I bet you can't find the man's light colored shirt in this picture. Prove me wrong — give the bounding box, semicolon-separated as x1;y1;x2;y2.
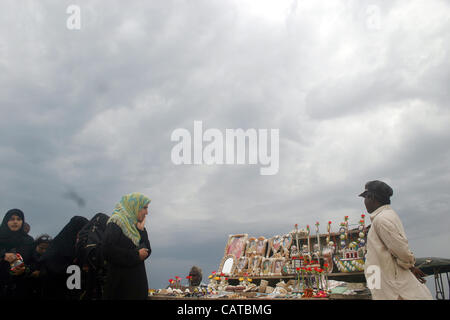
364;205;433;300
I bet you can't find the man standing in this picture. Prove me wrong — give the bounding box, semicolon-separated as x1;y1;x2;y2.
359;180;432;300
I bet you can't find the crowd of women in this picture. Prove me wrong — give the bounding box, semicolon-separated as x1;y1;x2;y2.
0;192;152;300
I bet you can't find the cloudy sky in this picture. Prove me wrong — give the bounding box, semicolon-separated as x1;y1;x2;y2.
1;0;449;296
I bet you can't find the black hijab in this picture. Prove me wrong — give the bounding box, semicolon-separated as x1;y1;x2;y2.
80;213;110;235
0;209;34;254
41;216;88;274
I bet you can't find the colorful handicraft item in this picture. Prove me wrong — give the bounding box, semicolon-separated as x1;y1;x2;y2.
333;215;366;272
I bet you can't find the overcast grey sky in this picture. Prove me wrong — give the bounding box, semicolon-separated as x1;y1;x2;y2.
1;0;449;296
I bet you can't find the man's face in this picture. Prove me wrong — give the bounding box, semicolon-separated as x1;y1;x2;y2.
364;196;378;213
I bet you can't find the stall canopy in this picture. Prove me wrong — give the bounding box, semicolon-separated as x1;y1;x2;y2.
415;257;450;300
415;257;450;275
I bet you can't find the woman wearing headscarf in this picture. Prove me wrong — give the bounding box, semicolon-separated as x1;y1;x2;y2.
27;234;52;299
0;209;35;298
40;216;88;300
103;192;151;300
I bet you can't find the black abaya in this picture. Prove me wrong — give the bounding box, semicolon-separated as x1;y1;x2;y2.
75;212;110;300
102;222;151;300
0;209;35;298
40;216;88;300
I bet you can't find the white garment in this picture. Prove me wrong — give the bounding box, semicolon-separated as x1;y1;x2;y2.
364;205;433;300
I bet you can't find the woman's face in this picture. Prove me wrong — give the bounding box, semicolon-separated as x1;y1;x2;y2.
36;242;49;255
7;214;23;232
137;204;149;222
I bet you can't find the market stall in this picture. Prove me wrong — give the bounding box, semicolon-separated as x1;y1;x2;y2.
150;214;372;300
149;213;450;300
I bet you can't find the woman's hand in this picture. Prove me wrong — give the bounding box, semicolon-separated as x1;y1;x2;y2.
31;270;40;278
4;253;17;264
11;265;25;276
136;216;146;231
138;248;149;261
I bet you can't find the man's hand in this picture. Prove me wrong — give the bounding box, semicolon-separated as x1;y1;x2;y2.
138;248;149;261
410;267;426;284
136;216;146;231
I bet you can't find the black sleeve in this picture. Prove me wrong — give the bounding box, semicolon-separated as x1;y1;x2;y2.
103;223;142;267
18;236;35;264
138;229;151;260
0;259;11;282
0;247;16;259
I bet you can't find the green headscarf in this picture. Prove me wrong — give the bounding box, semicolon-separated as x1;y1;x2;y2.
108;192;151;247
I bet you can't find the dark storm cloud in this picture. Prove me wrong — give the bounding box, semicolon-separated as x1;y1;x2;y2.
62;190;86;208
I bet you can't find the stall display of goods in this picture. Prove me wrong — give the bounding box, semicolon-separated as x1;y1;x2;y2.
150;214;371;300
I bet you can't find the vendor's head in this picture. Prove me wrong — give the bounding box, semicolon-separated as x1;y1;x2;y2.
189;266;203;286
359;180;393;213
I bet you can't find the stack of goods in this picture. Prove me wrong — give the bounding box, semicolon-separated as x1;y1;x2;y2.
210;214;368;299
151;214;370;300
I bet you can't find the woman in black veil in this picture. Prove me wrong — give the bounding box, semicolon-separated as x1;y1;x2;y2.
75;212;110;300
0;209;35;298
40;216;88;300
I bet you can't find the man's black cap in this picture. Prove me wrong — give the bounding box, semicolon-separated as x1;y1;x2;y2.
358;180;393;204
